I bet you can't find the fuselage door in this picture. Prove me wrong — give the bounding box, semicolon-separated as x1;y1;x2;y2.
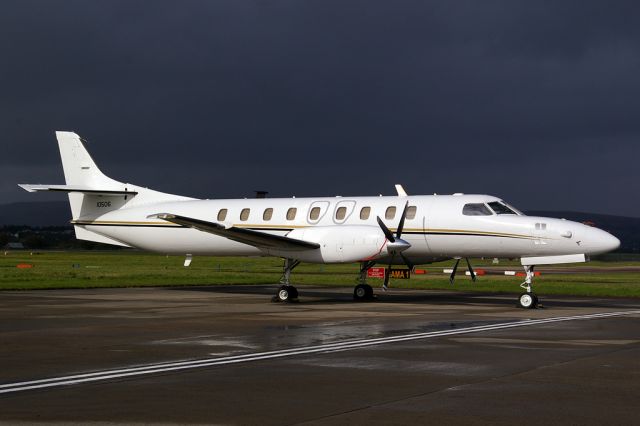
333;200;356;224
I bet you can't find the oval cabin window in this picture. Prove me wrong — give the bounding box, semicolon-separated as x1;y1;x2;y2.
309;207;320;220
217;209;227;221
240;208;250;221
406;206;417;220
360;207;371;220
335;206;347;220
263;208;273;221
286;208;297;220
385;206;396;220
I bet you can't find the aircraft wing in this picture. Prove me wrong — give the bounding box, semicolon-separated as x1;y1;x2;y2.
148;213;320;250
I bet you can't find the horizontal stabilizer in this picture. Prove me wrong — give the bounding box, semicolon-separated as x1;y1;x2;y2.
149;213;320;251
19;184;138;196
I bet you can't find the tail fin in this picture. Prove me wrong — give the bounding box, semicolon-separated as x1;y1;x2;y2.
56;131;123;188
19;131;194;221
19;130;194;247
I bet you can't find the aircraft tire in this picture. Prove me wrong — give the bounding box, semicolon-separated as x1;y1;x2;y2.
365;284;373;299
518;292;538;309
277;285;298;302
354;284;367;300
354;284;373;301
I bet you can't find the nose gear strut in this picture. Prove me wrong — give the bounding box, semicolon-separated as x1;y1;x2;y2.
518;265;539;309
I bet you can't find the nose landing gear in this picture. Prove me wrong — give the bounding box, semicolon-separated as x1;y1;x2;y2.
518;265;539;309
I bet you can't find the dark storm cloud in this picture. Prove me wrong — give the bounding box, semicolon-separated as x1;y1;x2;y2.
1;0;639;214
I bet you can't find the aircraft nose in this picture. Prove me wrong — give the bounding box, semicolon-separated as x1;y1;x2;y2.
586;227;620;254
603;233;621;252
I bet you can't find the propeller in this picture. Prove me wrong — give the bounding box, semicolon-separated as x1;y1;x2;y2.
449;258;461;284
449;257;476;284
377;201;413;290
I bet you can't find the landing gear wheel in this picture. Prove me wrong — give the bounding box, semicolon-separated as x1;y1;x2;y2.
354;284;373;301
276;285;298;303
518;292;538;309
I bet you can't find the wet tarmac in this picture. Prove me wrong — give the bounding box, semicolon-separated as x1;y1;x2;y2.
0;285;638;425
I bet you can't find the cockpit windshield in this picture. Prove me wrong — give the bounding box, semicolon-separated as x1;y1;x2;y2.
488;201;520;215
462;203;493;216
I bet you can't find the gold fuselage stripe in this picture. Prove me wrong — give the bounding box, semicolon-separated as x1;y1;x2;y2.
71;220;536;239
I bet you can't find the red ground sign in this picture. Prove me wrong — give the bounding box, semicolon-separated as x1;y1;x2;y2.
367;267;386;278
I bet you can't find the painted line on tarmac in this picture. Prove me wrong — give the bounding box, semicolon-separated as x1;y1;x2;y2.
1;310;638;395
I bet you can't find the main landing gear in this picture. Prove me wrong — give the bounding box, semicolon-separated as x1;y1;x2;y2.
353;261;376;301
518;265;539;309
273;258;300;303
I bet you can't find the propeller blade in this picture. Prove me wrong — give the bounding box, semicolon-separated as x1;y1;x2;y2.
383;254;395;291
382;270;390;291
449;258;461;284
466;258;476;282
377;216;395;243
396;201;410;239
400;252;414;271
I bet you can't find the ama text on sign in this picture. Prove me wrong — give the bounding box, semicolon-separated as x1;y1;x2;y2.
389;268;411;279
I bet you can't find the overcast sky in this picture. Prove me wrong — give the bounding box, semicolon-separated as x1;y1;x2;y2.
1;0;639;216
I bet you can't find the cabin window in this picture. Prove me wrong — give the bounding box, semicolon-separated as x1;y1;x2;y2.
335;206;347;220
385;206;396;220
263;208;273;221
286;208;297;220
488;201;517;215
360;206;371;220
462;203;492;216
309;207;320;220
217;209;227;221
240;208;250;221
406;206;417;220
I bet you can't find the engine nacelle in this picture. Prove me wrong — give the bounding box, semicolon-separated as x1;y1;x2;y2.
266;225;386;263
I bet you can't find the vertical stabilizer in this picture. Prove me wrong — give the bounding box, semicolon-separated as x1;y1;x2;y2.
20;131;196;244
56;131;125;220
56;131;123;188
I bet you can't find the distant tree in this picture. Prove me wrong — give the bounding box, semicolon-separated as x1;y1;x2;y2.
0;232;9;247
21;234;48;249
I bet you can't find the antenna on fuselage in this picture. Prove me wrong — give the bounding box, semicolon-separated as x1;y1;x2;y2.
395;184;408;196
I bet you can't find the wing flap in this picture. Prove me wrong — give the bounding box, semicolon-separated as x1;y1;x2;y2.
148;213;320;251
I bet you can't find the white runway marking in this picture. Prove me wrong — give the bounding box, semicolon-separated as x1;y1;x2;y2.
1;310;638;395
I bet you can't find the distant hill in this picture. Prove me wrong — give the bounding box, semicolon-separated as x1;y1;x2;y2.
0;202;638;251
0;201;70;227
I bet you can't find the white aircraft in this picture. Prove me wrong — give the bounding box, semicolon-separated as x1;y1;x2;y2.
20;132;620;308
